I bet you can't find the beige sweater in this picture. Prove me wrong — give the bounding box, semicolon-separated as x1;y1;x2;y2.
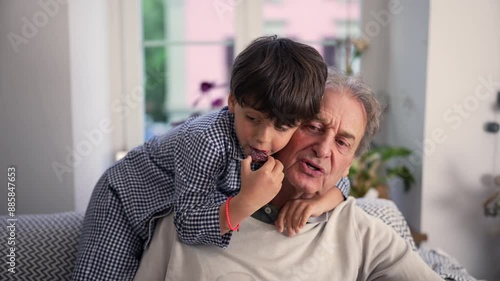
134;197;442;281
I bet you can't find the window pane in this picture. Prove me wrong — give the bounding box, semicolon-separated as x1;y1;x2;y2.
165;43;233;124
142;0;165;41
263;0;360;71
144;46;167;139
263;0;360;41
144;46;166;122
183;1;235;41
143;0;236;139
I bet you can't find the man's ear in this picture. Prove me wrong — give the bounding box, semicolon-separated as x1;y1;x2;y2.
227;93;236;113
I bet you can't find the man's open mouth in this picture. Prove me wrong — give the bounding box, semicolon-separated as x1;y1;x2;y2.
302;159;323;174
305;162;321;171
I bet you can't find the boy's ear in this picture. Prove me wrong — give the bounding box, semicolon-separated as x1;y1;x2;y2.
227;93;236;113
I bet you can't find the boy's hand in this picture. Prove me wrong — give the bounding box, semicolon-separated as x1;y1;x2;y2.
275;196;327;237
275;186;344;237
235;155;284;216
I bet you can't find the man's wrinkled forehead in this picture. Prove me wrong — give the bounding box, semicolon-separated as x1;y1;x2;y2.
312;114;358;142
318;90;366;146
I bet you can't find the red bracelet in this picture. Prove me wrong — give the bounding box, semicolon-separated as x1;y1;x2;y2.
225;196;240;231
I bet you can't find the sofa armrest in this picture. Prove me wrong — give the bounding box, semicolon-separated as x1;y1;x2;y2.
355;197;417;251
418;246;478;281
0;212;84;281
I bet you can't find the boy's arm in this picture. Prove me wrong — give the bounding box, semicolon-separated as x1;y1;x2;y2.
275;186;344;236
172;134;231;247
173;133;283;247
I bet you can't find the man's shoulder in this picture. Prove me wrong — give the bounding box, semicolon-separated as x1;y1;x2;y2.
327;197;368;225
330;196;358;214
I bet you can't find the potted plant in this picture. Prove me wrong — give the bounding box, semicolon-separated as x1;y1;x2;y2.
348;145;415;198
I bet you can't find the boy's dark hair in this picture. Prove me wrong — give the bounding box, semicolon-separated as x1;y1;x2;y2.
230;35;327;127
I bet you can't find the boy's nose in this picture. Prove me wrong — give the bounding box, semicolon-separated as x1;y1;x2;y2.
255;127;272;144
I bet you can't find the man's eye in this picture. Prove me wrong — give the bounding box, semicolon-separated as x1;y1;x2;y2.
336;139;349;148
304;125;321;133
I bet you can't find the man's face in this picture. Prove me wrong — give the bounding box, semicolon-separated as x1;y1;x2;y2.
275;89;367;198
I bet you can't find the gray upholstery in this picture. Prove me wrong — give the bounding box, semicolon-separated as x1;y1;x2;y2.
418;246;478;281
0;212;83;281
0;199;476;281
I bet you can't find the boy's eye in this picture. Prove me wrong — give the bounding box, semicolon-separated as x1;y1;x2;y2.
246;115;257;122
275;125;291;132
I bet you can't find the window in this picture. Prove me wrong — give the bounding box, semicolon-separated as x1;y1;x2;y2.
140;0;360;140
141;0;237;139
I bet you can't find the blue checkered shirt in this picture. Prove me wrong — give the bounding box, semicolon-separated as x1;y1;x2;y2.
72;107;351;281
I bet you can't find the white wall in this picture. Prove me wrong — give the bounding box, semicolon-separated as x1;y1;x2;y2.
361;0;429;231
67;0;114;213
422;1;500;278
0;0;114;215
0;0;75;215
384;0;429;232
362;0;500;279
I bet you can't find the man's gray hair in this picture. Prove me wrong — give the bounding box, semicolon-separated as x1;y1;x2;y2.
325;68;382;156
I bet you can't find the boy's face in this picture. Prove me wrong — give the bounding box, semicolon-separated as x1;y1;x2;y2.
228;94;298;162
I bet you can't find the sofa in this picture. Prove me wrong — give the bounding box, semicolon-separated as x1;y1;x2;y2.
0;198;477;281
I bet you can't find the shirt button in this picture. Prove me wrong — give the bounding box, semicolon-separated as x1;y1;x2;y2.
265;207;272;214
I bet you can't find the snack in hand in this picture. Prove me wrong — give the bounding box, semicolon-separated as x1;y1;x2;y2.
250;148;268;163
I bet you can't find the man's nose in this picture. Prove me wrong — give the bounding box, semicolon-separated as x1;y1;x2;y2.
312;135;334;158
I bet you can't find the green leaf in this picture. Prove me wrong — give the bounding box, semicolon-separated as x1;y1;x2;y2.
376;147;412;162
348;144;416;197
386;166;415;192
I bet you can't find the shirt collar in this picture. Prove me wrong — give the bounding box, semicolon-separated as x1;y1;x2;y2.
251;203;329;225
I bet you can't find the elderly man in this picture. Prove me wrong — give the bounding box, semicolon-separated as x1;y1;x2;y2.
133;70;443;281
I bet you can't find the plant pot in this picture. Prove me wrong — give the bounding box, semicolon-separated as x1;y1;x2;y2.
376;185;390;199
